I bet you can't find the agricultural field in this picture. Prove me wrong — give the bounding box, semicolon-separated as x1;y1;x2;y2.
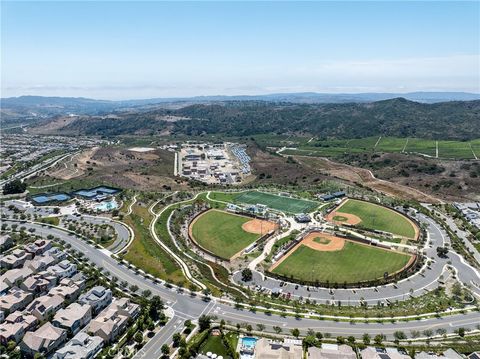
190;209;271;259
328;199;418;239
275;135;479;160
271;239;412;284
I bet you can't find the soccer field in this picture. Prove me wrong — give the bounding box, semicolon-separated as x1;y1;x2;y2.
235;191;319;213
336;199;417;239
271;241;412;284
190;209;260;259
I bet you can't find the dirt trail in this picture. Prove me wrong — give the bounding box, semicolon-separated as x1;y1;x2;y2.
295;156;441;204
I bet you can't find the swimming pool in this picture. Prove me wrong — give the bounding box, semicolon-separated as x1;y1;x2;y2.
241;337;257;350
95;200;118;212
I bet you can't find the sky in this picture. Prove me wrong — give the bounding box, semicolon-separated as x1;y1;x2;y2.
1;1;479;100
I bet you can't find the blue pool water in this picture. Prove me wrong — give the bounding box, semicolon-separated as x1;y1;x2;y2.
241;337;257;349
95;200;118;212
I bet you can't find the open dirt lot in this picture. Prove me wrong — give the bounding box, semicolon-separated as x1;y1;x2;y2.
295;155;442;203
48;146;191;191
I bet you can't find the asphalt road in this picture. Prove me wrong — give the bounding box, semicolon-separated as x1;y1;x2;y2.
4;219;480;359
62;213;131;253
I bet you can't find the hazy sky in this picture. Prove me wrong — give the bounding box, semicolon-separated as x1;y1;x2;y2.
2;1;479;99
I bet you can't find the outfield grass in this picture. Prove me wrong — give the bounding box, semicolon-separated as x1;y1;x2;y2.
235;190;319;213
272;241;411;284
190;210;260;259
339;199;416;239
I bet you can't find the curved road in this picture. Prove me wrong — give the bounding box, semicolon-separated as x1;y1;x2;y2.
4;218;480;359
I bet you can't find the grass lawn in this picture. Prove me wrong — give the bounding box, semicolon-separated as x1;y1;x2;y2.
339;199;416;239
191;209;260;259
272;241;411;284
200;333;238;356
313;236;331;245
235;190;319;213
333;215;348;221
39;217;60;226
124;204;186;284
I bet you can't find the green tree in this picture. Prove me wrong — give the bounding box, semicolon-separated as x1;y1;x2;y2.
198;315;211;331
241;268;253;282
161;344;170;358
291;328;300;338
3;179;26;195
362;333;371;345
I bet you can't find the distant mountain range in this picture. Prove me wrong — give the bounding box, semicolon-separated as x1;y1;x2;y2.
21;97;480;141
2;93;479;140
2;91;479;113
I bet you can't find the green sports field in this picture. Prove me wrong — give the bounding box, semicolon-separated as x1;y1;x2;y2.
190;209;260;259
271;241;412;284
235;191;319;213
338;199;417;239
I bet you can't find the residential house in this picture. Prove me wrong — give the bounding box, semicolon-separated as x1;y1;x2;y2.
254;338;303;359
47;260;77;279
415;349;463;359
53;332;103;359
0;235;13;251
25;254;56;273
0;287;34;314
21;272;58;295
53;303;92;336
0;249;32;269
109;297;140;319
361;347;411;359
86;300;135;343
24;239;52;256
44;247;67;262
48;278;82;301
309;344;357;359
0;312;37;345
1;267;34;288
78;286;112;315
27;293;65;321
70;272;87;291
20;322;67;358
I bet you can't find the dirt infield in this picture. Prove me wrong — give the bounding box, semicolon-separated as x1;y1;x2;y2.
303;232;345;251
242;219;278;235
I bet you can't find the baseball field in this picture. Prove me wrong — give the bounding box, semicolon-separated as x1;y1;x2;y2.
189;209;277;260
326;199;418;239
270;232;412;284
